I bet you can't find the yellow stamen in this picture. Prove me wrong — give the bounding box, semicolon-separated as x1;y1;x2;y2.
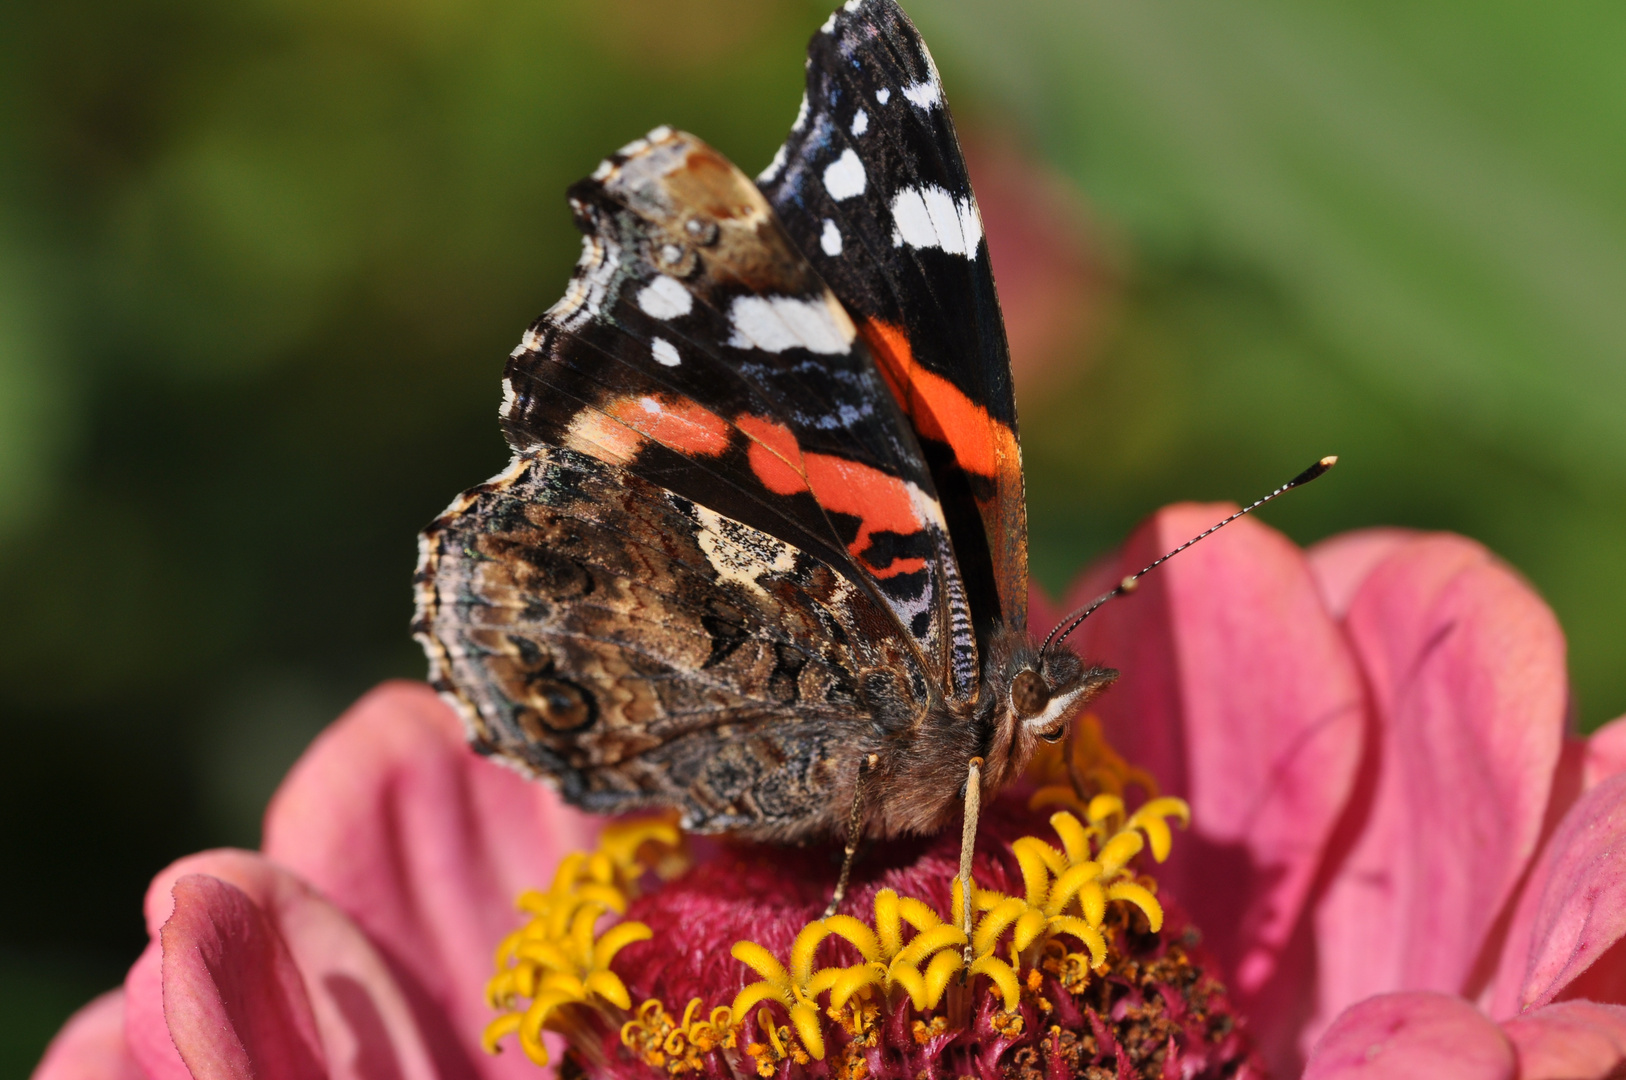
483;724;1195;1075
1107;880;1165;933
1128;797;1193;862
481;815;685;1062
481;1013;522;1055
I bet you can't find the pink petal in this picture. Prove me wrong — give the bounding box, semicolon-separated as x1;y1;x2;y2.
1305;527;1418;619
123;942;184;1080
159;874;326;1080
1065;504;1365;1069
1502;1000;1626;1079
1583;715;1626;790
1490;772;1626;1016
1027;585;1064;642
140;849;442;1080
32;990;148;1080
1303;991;1514;1080
262;681;600;1080
1312;535;1566;1037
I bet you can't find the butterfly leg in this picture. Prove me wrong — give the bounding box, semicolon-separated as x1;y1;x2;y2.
824;753;880;917
959;756;984;962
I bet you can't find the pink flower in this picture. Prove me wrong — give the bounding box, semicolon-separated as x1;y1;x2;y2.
33;683;600;1080
33;507;1626;1079
1032;507;1626;1078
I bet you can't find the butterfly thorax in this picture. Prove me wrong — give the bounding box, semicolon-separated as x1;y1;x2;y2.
866;625;1118;838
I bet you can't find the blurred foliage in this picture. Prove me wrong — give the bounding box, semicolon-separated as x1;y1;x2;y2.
921;0;1626;732
3;0;1623;1071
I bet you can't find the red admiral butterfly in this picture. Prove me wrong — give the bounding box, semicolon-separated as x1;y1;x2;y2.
413;0;1330;864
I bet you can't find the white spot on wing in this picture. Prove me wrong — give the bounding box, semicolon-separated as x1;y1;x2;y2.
889;184;983;259
792;93;810;132
590;159;613;181
820;10;838;32
851;109;869;136
959;199;985;255
647;125;673;141
617;136;650;157
500;376;518;418
822;148;867;201
639;396;661;414
636;275;694;320
844;0;864;10
820;218;842;256
727;294;856;354
875;87;891;105
902;78;941;109
651;337;681;367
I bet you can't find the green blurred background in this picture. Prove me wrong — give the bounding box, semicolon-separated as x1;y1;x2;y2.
4;0;1623;1070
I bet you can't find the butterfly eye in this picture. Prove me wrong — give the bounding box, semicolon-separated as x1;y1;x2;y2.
1038;726;1067;744
1011;669;1050;719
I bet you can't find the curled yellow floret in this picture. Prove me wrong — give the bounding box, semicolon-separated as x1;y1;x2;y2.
483;730;1193;1076
724;790;1189;1058
821;888;968;1011
482;816;684;1065
730;922;843;1060
622;998;737;1074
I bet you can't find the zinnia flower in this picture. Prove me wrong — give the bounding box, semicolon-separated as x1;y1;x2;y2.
33;507;1626;1080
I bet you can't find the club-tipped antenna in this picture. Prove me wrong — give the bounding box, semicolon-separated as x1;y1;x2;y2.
1039;456;1339;658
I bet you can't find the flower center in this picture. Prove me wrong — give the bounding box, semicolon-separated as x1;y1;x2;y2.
482;716;1260;1080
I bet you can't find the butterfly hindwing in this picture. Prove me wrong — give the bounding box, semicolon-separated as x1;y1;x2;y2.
757;0;1029;636
414;446;931;839
498;127;978;698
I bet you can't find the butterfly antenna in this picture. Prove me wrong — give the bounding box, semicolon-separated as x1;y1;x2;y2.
1039;456;1339;658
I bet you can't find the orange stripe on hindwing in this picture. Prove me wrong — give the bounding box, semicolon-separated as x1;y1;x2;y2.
735;414;930;580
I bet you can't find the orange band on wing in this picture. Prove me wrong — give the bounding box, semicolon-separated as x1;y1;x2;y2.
565;394;732;465
735;413;809;496
859;318;1016;482
804;454;929;578
737;413;929;579
609;394;732;456
860;317;1030;627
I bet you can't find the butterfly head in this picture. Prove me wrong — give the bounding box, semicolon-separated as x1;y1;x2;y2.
1010;648;1119;741
974;628;1118;791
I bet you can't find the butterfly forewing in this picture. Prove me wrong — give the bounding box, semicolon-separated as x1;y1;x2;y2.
758;0;1029;637
497;128;978;698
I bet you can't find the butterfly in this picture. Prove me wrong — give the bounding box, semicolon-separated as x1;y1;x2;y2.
413;0;1120;846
